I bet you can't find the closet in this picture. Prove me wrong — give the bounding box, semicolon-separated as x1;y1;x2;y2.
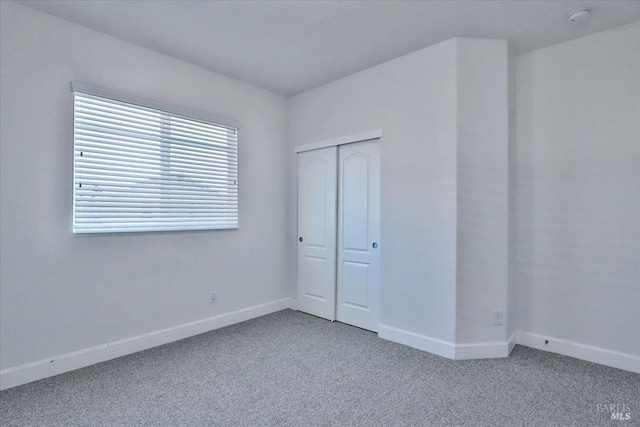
296;138;380;332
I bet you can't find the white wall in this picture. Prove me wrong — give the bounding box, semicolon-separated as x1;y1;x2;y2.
0;1;289;371
455;38;510;345
288;39;459;344
507;46;518;343
516;22;640;356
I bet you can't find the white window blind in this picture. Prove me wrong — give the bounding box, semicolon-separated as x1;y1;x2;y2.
72;83;238;233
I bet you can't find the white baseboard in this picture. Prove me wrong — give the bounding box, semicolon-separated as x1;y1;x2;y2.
456;331;517;360
516;331;640;374
507;330;517;355
455;341;508;359
377;324;456;359
378;325;517;361
1;298;296;391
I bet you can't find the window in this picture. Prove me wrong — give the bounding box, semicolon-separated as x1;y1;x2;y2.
72;83;238;233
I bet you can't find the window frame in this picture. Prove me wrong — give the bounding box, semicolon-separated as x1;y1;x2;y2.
71;82;240;234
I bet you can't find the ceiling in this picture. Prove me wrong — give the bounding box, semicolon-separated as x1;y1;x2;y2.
17;1;640;96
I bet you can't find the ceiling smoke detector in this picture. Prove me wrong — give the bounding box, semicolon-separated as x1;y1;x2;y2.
568;9;591;23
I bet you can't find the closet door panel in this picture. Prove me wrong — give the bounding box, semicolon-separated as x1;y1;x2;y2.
296;147;337;320
337;140;380;331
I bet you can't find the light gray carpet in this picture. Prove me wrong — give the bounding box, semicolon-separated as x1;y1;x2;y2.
1;310;638;426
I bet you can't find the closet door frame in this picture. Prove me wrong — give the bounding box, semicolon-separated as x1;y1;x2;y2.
294;129;383;327
294;129;383;155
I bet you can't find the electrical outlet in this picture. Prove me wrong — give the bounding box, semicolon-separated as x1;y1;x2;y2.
493;310;504;326
210;291;217;303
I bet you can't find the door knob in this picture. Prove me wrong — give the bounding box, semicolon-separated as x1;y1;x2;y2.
372;242;378;248
299;237;303;242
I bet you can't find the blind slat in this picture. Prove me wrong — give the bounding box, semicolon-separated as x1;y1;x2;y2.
76;181;237;197
76;188;237;203
76;152;236;179
75;123;236;152
75;129;236;158
75;114;237;147
75;109;237;143
76;212;239;219
75;162;236;184
76;138;237;168
75;94;236;135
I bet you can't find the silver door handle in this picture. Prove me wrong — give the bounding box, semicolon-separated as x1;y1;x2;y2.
372;242;378;249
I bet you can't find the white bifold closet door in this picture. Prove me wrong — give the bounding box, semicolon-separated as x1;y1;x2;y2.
296;147;338;321
336;140;380;332
296;140;380;330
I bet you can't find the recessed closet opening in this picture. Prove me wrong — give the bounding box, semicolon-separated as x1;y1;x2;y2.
296;133;381;331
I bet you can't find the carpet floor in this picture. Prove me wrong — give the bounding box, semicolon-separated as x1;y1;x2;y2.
1;309;638;426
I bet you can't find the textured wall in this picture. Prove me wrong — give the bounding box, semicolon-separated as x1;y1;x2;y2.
288;39;459;342
0;1;289;369
455;38;510;344
516;23;640;355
